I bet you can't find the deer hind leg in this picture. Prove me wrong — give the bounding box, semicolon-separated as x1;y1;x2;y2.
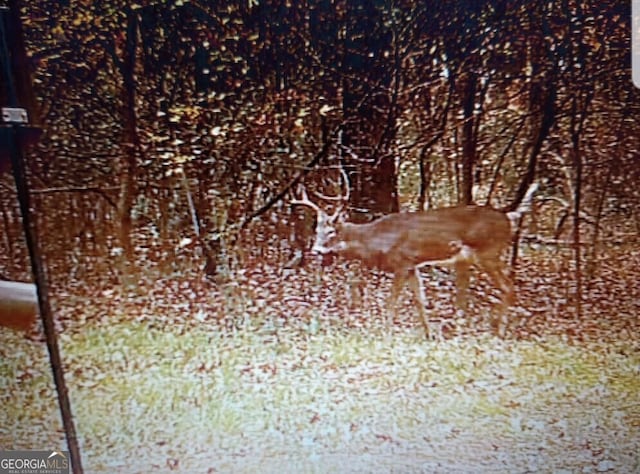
482;261;514;308
477;258;514;335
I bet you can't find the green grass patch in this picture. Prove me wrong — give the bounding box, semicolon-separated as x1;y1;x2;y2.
1;321;639;472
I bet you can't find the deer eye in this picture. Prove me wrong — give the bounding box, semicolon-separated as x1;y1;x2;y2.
322;227;334;237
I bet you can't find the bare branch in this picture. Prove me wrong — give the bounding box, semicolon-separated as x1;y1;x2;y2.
30;186;119;208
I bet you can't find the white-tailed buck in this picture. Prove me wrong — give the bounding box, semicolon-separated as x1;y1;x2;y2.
292;179;537;339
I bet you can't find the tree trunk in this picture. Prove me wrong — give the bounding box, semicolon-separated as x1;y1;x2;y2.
570;112;583;319
418;146;432;210
341;1;398;221
460;70;477;205
506;4;557;213
117;9;141;280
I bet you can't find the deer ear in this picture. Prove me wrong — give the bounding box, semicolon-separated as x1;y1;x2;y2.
335;208;348;224
332;214;344;228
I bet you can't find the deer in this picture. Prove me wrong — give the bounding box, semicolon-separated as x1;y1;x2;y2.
291;177;538;339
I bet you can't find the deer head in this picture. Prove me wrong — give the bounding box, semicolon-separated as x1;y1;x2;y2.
291;168;351;255
291;185;343;254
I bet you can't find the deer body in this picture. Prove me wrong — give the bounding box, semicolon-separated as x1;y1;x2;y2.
326;207;511;268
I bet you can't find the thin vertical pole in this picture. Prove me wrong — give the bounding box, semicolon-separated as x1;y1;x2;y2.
1;5;83;470
7;127;84;474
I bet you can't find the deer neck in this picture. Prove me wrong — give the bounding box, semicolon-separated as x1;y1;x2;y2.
330;222;371;256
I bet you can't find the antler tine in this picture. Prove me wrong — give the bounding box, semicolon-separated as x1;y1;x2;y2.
338;166;350;205
308;167;350;203
325;166;350;220
291;184;324;214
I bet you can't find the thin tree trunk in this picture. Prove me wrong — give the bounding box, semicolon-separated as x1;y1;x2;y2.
1;199;15;265
418;147;431;210
505;5;556;214
586;166;611;286
117;9;141;280
571;119;583;318
460;70;477;205
341;1;397;219
568;89;593;319
506;83;555;213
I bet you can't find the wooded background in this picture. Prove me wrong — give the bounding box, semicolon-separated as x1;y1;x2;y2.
2;2;640;471
1;0;638;316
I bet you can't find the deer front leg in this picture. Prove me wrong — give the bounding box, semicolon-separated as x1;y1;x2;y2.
388;272;406;326
405;268;433;339
346;262;364;311
454;261;471;311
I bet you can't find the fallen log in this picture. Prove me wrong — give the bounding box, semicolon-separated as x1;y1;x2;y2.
0;280;38;331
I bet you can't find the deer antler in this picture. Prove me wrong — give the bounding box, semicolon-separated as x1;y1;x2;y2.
291;185;326;216
329;166;350;220
308;167;351;201
291;167;351;221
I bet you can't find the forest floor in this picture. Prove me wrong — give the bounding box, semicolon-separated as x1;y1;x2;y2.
1;249;639;473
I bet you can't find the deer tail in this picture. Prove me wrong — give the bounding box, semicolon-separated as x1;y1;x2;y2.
506;183;539;224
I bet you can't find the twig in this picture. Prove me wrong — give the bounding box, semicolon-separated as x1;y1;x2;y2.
30;186;119;208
